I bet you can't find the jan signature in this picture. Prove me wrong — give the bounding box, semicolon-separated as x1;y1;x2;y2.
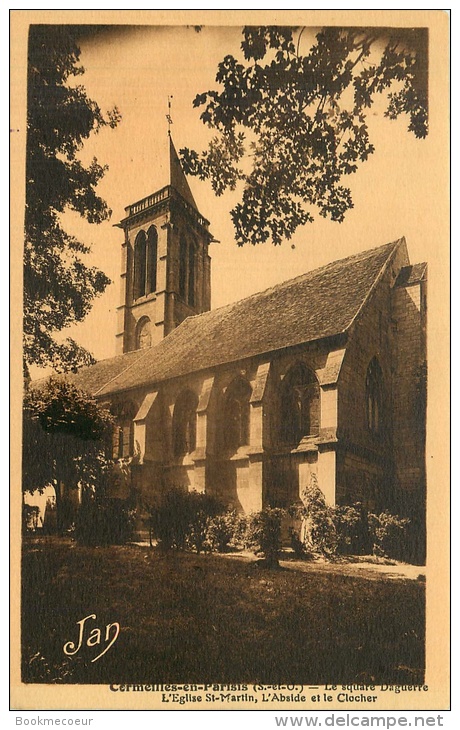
63;614;120;663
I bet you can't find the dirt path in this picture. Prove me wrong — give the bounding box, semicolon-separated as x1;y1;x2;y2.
213;550;426;581
131;539;425;582
280;557;426;581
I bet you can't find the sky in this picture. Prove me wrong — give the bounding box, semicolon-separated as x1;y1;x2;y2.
24;18;449;367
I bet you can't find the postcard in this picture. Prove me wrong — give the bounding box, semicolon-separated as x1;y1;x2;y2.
10;9;450;712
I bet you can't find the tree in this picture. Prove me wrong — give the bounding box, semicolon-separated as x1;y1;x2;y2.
181;26;428;246
23;377;114;532
24;25;121;375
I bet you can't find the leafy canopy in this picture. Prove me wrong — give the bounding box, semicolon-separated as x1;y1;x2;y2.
181;26;428;246
22;377;114;495
24;25;121;374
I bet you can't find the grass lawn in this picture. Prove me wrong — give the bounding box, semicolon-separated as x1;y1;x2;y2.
21;537;425;685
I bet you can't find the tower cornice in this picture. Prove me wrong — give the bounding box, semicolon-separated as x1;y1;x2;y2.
118;185;211;239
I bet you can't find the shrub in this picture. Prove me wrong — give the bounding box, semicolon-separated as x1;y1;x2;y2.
185;491;223;554
289;476;338;558
148;487;189;550
22;504;40;533
245;507;285;567
150;488;223;553
368;510;411;561
75;497;137;546
206;511;241;552
332;503;372;555
231;512;250;548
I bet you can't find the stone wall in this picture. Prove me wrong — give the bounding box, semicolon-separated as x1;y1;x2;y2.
109;239;426;546
336;242;410;510
117;342;340;514
391;272;427;517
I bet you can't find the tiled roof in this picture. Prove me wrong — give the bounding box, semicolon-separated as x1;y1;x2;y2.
395;262;427;287
67;238;403;397
64;349;147;397
169;138;198;211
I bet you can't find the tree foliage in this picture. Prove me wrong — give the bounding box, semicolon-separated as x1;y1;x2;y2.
181;26;428;246
24;25;121;374
22;377;114;510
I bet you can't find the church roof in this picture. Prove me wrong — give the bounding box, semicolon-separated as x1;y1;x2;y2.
395;262;427;287
67;238;404;397
169;137;198;210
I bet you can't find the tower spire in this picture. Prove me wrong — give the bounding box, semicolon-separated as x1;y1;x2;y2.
116;104;212;354
166;95;173;137
169;134;198;211
165;94;197;209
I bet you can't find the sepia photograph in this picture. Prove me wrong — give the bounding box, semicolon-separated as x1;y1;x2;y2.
11;10;449;711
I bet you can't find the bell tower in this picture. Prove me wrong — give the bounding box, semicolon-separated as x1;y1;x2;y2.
115;137;213;354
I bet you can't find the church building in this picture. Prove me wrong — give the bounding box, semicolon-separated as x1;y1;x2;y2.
69;137;427;535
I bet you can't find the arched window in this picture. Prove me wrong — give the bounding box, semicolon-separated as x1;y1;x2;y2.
146;226;158;295
173;390;198;458
280;363;320;445
133;230;147;300
223;377;252;453
366;358;383;434
179;236;187;300
178;234;197;307
136;316;151;350
188;240;195;307
133;227;158;300
112;402;136;459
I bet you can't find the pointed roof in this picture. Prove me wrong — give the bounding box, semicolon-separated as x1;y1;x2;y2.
120;135;206;227
65;238;406;398
169;136;198;210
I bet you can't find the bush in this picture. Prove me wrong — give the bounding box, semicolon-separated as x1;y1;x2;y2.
206;511;242;552
245;507;285;567
332;503;372;555
75;497;137;546
230;512;250;549
368;510;411;561
22;504;40;533
150;488;223;553
186;491;224;554
289;477;338;558
148;488;189;550
287;476;411;562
